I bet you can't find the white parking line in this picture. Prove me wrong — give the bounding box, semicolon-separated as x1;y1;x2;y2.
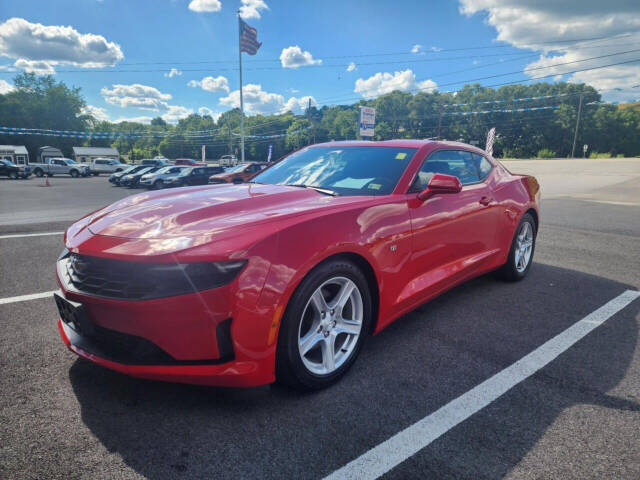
324;289;640;480
0;231;63;240
0;291;58;305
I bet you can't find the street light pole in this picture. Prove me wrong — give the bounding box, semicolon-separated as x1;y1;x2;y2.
571;93;584;158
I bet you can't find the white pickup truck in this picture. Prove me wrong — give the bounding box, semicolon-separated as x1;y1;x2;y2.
30;158;90;178
90;158;127;175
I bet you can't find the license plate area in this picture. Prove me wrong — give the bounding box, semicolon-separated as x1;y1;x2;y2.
54;292;95;336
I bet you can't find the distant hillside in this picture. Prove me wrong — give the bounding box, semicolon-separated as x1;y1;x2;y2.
619;101;640;111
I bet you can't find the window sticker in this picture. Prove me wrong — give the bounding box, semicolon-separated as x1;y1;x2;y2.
395;152;407;160
368;183;382;190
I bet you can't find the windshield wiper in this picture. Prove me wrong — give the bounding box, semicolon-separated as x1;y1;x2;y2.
284;184;339;196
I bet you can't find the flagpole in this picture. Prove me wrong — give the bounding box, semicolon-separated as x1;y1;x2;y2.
237;12;245;163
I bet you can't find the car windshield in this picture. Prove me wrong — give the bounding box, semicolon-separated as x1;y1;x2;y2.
179;167;194;176
155;166;174;174
1;159;16;166
136;167;153;175
251;146;417;196
65;159;77;164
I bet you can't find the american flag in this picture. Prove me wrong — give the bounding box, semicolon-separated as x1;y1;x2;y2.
239;19;261;55
485;127;496;157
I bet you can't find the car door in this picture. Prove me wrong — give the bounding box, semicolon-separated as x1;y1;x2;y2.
188;167;205;185
405;149;501;298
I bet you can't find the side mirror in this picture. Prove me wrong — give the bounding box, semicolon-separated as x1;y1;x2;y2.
417;173;462;201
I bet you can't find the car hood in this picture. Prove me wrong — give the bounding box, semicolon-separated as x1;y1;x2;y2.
84;183;368;240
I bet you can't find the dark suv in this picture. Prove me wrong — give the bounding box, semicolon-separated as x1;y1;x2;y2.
0;159;31;179
166;166;224;187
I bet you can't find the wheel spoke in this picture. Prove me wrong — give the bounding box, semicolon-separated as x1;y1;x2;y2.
332;280;355;311
310;289;328;316
300;331;323;356
321;335;336;371
334;317;361;336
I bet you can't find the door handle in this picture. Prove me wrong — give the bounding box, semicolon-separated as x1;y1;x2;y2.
479;196;493;206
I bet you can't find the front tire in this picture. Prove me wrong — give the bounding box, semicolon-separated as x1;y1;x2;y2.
499;212;536;281
276;259;372;390
153;180;164;190
70;170;79;178
9;171;18;179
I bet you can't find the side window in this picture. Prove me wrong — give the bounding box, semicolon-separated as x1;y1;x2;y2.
476;154;493;181
410;150;488;192
192;168;204;175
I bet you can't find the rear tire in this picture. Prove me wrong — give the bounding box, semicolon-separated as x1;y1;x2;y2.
9;171;17;179
154;180;163;190
34;169;43;177
498;212;536;282
276;259;372;391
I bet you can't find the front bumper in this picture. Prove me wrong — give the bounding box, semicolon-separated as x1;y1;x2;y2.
58;319;261;387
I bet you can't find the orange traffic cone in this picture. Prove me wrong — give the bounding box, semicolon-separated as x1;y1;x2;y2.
45;177;50;187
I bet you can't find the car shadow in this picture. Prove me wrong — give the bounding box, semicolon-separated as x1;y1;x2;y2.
68;263;639;479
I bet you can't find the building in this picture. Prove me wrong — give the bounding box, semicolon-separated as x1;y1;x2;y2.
72;146;119;163
38;146;64;163
0;145;29;165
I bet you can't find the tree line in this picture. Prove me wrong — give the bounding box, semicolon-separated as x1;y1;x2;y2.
1;73;639;162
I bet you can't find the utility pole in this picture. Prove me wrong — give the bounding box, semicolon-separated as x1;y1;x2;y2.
571;93;584;158
307;98;312;146
237;12;245;162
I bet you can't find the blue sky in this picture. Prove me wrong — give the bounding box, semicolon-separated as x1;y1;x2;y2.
1;0;638;123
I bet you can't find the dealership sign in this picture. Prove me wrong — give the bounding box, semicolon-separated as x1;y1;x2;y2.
359;106;375;138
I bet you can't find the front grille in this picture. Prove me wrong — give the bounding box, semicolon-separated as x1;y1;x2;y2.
62;253;157;300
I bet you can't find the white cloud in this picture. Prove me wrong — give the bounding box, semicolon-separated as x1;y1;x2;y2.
82;105;110;122
0;79;15;94
188;0;221;13
164;68;182;78
411;44;422;53
283;95;317;114
239;0;269;19
354;69;437;98
347;62;356;72
219;83;316;115
458;0;640;102
13;58;55;74
162;105;193;123
198;107;222;121
188;75;229;92
101;83;172;110
0;18;123;70
280;46;322;69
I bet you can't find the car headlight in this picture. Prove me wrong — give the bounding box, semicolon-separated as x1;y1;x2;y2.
59;251;247;300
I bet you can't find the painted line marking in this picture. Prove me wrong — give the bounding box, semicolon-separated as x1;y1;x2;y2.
324;289;640;480
0;231;63;240
0;290;58;305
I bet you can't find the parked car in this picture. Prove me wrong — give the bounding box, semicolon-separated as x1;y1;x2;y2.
174;158;206;166
109;165;148;186
120;166;162;188
218;154;238;167
29;158;90;178
141;158;170;167
209;162;265;184
0;158;31;179
55;140;540;390
90;158;127;175
166;165;224;187
139;165;188;189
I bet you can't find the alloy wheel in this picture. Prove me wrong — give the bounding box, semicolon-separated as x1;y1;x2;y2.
515;221;534;273
297;276;363;375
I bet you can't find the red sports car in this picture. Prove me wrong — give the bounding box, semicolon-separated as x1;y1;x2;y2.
55;140;539;390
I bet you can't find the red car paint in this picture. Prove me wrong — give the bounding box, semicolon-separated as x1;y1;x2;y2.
56;140;540;387
208;162;265;184
174;158;206;166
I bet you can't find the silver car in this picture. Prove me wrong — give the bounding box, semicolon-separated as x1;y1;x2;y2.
139;165;188;189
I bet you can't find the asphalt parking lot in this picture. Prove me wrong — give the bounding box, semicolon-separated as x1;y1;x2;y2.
1;159;639;479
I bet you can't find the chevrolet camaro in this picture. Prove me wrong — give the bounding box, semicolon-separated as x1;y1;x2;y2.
55;140;540;390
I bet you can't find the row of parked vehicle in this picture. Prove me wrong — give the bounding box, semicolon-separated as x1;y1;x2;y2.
109;158;267;189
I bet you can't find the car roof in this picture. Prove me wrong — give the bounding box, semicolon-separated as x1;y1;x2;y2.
310;139;487;154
